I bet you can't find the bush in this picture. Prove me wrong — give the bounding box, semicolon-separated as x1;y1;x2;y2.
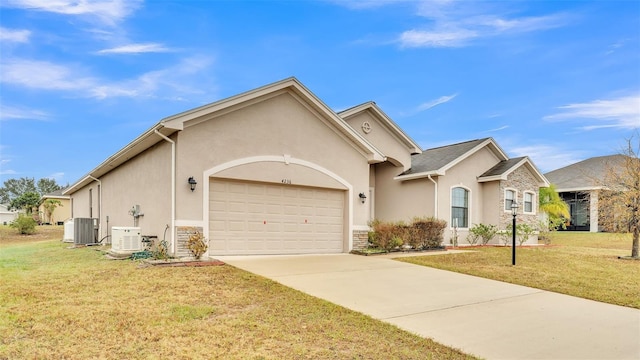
516;223;535;245
186;229;208;259
369;217;446;250
467;223;498;245
10;214;37;235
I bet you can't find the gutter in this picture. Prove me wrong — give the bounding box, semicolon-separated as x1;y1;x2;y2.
427;175;438;218
154;129;176;255
88;176;102;239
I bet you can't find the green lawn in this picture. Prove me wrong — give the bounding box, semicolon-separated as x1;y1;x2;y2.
398;232;640;308
0;226;474;359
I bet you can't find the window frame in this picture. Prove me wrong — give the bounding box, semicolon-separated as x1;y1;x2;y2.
504;188;517;212
523;191;535;214
451;186;470;229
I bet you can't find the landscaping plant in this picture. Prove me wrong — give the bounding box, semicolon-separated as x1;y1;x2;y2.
10;213;37;235
186;228;208;259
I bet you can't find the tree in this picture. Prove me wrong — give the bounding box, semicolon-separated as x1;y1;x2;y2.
598;135;640;259
539;184;570;230
37;178;62;196
0;177;37;204
9;191;40;214
42;199;63;224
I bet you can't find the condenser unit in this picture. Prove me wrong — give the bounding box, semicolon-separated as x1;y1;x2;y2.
110;227;142;254
74;218;98;245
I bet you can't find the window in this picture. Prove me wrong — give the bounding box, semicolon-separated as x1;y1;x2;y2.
505;189;515;211
451;187;469;228
524;192;534;213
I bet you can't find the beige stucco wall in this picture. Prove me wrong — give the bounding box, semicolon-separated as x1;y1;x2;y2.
481;181;500;226
38;198;71;224
174;90;372;253
343;111;412;170
71;141;172;243
373;161;435;222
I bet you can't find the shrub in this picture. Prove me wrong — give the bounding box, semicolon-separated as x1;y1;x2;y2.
10;214;37;235
467;223;498;246
412;217;446;249
516;223;535;245
186;229;208;259
368;220;407;250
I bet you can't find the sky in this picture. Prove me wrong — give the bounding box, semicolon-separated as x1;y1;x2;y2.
1;0;639;188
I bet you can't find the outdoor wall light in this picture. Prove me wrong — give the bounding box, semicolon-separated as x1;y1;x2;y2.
188;176;198;192
359;192;367;204
511;201;519;266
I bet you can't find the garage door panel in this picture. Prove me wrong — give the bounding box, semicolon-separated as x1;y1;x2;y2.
210;179;344;255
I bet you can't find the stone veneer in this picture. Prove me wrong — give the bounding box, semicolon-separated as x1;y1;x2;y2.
499;166;540;230
352;230;369;250
176;226;203;257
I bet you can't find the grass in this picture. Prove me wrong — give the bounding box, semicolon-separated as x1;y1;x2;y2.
398;232;640;309
0;226;474;360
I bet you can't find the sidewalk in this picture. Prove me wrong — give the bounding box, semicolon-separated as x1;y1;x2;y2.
217;253;640;359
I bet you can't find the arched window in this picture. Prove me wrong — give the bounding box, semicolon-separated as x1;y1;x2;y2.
505;189;516;211
451;187;469;228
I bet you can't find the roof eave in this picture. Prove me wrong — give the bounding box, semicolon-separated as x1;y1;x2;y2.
394;170;444;181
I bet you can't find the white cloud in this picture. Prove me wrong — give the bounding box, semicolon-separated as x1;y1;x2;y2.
544;94;640;130
0;59;95;90
3;0;141;25
509;144;584;173
417;93;458;111
0;56;215;101
0;27;31;42
46;172;65;181
485;125;509;132
97;43;172;54
0;105;50;121
399;1;568;48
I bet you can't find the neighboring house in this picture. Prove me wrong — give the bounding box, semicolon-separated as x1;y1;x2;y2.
38;188;71;225
0;204;19;225
64;77;548;256
545;155;625;232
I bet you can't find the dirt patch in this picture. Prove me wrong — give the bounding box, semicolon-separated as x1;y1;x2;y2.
142;259;225;267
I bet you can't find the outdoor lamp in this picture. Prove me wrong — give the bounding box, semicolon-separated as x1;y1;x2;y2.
359;192;367;204
511;201;518;266
188;176;198;192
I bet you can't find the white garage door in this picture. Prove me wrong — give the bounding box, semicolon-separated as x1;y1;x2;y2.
209;179;345;255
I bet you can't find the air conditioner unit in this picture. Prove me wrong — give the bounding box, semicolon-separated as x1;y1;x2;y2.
110;227;142;254
74;218;98;245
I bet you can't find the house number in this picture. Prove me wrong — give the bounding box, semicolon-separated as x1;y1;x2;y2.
281;179;292;184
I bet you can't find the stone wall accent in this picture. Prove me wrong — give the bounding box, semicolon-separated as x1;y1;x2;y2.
352;229;370;250
176;226;203;257
499;166;540;241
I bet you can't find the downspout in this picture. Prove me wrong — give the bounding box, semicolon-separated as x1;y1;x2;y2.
154;129;176;255
88;176;102;239
427;175;438;218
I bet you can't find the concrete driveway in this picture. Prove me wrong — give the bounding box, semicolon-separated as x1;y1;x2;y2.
216;253;640;360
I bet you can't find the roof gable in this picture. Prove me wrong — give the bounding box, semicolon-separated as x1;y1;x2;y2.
65;77;385;195
339;102;422;155
396;138;508;180
478;157;549;186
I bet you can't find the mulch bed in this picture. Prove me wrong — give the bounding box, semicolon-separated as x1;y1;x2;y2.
144;259;226;267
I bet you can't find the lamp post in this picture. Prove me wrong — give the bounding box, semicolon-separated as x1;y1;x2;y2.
511;201;518;266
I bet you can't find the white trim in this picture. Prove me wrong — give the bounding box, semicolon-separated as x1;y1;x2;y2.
504;188;518;213
523;191;536;214
202;155;354;256
450;185;471;229
368;187;375;222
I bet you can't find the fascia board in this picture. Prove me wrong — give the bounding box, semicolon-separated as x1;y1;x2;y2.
394;170;444;181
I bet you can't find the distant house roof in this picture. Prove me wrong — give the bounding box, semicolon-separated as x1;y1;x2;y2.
544;155;625;191
41;187;70;200
395;138;508;180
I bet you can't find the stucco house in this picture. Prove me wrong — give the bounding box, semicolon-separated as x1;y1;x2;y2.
545;155;624;232
38;188;71;225
64;77;548;256
0;204;20;225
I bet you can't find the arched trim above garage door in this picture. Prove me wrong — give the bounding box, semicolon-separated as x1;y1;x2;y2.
202;155;353;255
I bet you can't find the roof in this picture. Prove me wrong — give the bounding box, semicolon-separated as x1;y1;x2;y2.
478;157;549;186
64;77;386;195
396;138;508;180
544;155;625;191
41;188;70;200
338;101;422;155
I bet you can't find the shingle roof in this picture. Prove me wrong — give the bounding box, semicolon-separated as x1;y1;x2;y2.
479;157;527;177
401;138;489;175
544;155;625;190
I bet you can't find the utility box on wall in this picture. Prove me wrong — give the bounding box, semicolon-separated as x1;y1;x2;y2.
110;227;142;255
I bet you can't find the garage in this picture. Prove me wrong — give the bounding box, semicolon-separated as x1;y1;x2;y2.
209;179;345;255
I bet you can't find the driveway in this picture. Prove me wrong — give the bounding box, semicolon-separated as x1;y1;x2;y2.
217;253;640;360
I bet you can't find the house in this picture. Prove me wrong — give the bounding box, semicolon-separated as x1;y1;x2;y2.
38;188;71;225
0;204;19;225
544;155;625;232
63;77;548;256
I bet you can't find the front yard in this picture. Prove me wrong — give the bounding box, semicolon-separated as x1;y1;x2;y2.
399;232;640;308
0;226;473;359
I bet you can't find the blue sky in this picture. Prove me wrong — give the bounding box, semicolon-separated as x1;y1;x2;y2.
1;0;639;187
